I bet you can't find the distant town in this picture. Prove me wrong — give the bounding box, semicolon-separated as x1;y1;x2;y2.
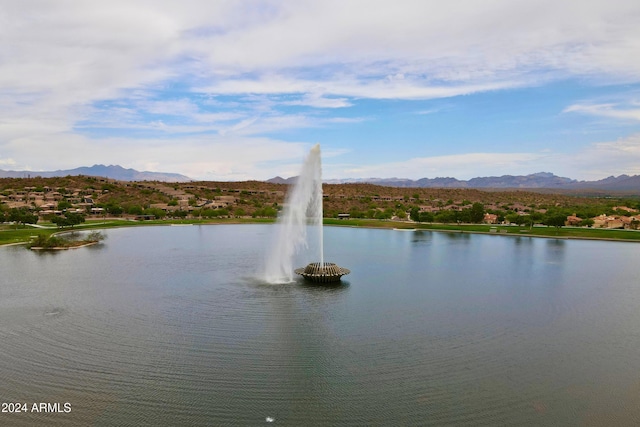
2;175;639;230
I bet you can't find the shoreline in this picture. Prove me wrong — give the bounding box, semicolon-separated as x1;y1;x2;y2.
325;220;640;243
3;218;640;247
30;241;100;250
394;226;640;243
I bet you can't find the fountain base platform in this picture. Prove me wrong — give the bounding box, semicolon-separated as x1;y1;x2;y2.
295;262;350;283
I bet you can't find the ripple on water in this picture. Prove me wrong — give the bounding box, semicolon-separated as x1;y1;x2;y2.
2;225;640;426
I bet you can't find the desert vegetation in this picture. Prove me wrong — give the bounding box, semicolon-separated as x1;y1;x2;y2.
27;230;106;250
2;176;640;245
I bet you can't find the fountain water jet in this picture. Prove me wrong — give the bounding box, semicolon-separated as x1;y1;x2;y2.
263;144;349;283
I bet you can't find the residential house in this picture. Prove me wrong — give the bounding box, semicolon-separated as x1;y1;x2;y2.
565;214;582;226
613;206;638;213
593;214;624;229
483;213;498;224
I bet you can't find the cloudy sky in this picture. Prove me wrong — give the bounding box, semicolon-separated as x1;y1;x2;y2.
2;0;640;181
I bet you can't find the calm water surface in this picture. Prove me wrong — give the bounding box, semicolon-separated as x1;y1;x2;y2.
1;225;640;426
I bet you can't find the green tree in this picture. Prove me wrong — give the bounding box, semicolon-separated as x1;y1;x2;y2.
8;208;38;225
580;218;595;228
529;211;544;224
504;213;520;224
172;210;188;218
434;210;457;223
252;207;273;218
410;207;421;222
143;208;166;219
104;203;123;216
349;208;365;219
373;208;392;219
469;203;485;223
52;212;85;228
127;205;143;215
543;213;566;229
457;209;472;223
66;212;85;226
519;215;534;229
57;200;72;210
419;211;434;222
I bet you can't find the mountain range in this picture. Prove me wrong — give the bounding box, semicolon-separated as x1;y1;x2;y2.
0;164;191;182
270;172;640;193
2;165;639;192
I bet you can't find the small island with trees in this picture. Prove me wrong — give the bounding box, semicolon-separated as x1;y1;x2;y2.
28;230;106;250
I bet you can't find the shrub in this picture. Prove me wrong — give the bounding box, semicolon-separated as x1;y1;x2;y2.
28;234;65;249
86;231;106;242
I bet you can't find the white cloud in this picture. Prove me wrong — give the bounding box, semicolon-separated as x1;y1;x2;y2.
2;1;640;179
5;0;639;110
0;130;314;180
285;93;352;108
415;109;441;115
192;1;640;76
214;113;365;136
199;76;524;100
192;1;640;88
0;157;17;168
329;152;546;180
565;133;640;179
563;103;640;121
0;2;179;105
326;134;640;181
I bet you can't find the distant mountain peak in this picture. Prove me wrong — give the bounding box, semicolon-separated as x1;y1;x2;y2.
529;171;555;178
0;165;191;182
266;176;298;184
271;172;640;192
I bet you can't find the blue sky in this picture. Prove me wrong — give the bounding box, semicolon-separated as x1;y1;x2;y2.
2;0;640;181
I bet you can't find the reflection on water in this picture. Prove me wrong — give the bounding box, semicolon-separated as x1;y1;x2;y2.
410;230;432;245
1;225;640;426
299;280;350;294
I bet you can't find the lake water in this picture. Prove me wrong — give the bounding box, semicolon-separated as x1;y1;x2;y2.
1;224;640;426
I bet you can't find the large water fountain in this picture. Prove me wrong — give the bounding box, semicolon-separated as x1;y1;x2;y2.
264;144;350;283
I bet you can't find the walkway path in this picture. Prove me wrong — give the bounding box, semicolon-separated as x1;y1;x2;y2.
25;223;55;229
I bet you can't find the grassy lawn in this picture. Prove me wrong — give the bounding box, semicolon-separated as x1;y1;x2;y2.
324;219;640;241
0;225;51;245
3;217;640;247
0;218;277;246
